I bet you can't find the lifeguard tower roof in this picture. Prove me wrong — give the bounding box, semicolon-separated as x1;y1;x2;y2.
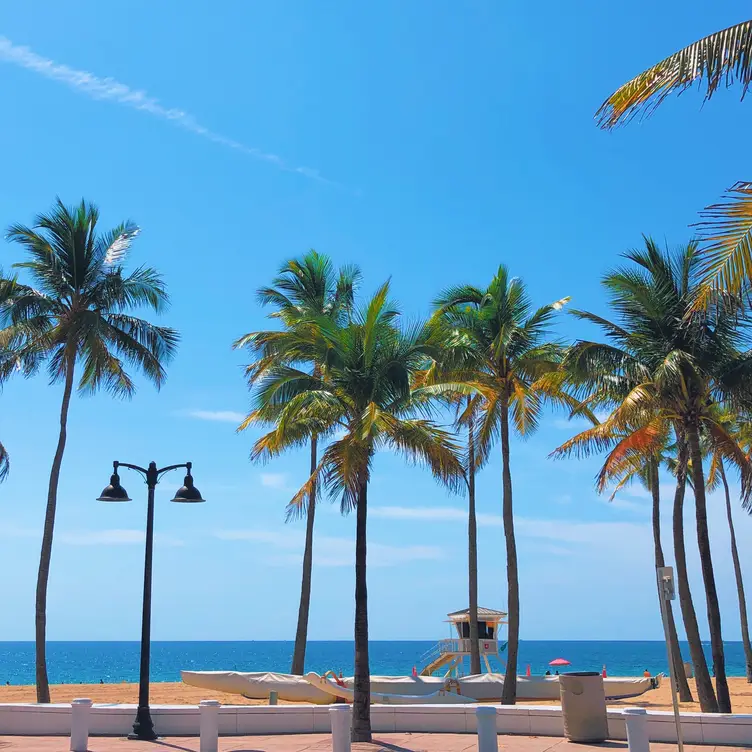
447;607;507;623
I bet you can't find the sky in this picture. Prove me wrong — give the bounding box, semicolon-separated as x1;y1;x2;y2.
1;1;752;644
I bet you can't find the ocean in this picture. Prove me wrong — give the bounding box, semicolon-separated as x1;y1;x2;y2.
0;641;747;685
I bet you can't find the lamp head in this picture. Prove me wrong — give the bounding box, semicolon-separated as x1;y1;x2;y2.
97;469;131;502
171;466;205;503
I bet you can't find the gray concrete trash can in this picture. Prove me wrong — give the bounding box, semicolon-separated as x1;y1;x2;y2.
559;671;608;743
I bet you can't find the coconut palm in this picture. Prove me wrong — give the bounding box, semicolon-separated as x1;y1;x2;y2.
561;309;715;710
706;415;752;682
551;419;693;702
234;251;359;676
0;198;179;703
249;281;464;741
463;396;482;675
559;238;752;712
432;268;569;704
417;326;487;676
595;19;752;304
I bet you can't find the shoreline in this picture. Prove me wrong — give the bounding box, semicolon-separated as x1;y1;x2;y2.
1;677;751;713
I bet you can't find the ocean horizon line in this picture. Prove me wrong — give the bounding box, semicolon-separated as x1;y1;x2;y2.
0;638;737;644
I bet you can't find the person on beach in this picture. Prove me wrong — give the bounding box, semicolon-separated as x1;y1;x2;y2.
643;669;650;678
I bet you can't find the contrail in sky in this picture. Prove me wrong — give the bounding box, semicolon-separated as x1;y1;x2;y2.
0;36;326;182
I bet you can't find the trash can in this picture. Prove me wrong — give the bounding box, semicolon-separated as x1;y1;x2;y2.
559;671;608;743
683;661;694;679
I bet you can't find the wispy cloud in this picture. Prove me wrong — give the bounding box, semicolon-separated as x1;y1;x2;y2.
369;505;651;550
370;505;503;526
0;36;327;182
260;473;289;490
215;529;443;568
58;529;185;546
184;409;245;424
601;496;650;514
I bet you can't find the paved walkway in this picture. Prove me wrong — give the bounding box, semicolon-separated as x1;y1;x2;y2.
1;737;750;752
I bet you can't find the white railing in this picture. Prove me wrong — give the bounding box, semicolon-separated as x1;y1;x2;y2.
438;638;500;655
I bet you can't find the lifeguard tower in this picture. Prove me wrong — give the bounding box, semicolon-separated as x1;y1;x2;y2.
420;606;507;676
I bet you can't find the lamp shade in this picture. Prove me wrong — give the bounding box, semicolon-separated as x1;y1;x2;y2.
97;473;131;502
171;473;205;503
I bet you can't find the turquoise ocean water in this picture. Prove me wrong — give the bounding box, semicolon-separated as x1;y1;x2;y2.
0;641;747;685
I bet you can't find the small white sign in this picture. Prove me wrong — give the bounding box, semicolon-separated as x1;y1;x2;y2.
657;566;676;601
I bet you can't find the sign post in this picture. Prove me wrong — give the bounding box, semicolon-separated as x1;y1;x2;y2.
656;566;684;752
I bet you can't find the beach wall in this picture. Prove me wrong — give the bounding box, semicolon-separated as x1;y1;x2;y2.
1;702;751;745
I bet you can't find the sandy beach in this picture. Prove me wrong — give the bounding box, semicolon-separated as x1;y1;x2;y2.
1;678;751;713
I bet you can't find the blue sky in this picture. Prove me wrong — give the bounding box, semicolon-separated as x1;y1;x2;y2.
1;1;752;643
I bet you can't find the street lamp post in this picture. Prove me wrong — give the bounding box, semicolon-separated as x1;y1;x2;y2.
97;460;205;741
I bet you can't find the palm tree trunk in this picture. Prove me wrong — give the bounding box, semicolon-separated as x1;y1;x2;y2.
35;354;75;703
291;435;318;675
500;395;519;705
351;472;371;742
685;419;731;713
719;462;752;683
672;435;718;712
467;406;481;676
650;460;692;702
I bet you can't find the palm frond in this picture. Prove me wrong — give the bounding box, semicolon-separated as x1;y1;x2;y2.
0;438;9;481
705;419;752;506
596;19;752;128
692;182;752;307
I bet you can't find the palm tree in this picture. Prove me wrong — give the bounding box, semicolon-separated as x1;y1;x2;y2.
249;282;464;742
0;198;179;703
551;420;693;702
463;396;481;676
718;459;752;683
559;238;752;712
595;19;752;304
432;268;568;704
234;250;359;676
418;327;486;676
706;415;752;682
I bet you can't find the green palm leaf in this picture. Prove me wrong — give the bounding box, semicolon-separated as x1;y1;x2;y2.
596;19;752;129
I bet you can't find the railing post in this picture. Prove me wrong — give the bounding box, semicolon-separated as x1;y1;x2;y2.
70;698;92;752
330;704;351;752
199;700;221;752
623;708;650;752
476;706;498;752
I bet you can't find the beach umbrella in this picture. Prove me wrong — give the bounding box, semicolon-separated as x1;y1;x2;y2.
549;658;571;667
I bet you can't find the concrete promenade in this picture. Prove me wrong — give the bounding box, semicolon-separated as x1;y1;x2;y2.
1;736;750;752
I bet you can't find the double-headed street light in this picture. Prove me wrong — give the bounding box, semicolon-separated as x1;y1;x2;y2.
98;460;205;741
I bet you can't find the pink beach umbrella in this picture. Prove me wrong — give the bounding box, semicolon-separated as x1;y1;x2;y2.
549;658;571;667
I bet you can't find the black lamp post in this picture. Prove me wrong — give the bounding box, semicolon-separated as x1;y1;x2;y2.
97;460;205;741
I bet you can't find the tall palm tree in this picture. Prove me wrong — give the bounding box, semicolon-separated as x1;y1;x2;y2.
235;251;359;676
419;328;486;676
717;459;752;683
595;19;752;304
463;396;481;676
551;420;693;702
249;282;464;742
432;268;568;704
560;238;752;712
706;415;752;682
0;198;179;703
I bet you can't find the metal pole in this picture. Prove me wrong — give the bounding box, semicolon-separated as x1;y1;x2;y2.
656;567;684;752
129;463;158;741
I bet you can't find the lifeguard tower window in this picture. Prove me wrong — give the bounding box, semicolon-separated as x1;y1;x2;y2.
459;622;495;639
